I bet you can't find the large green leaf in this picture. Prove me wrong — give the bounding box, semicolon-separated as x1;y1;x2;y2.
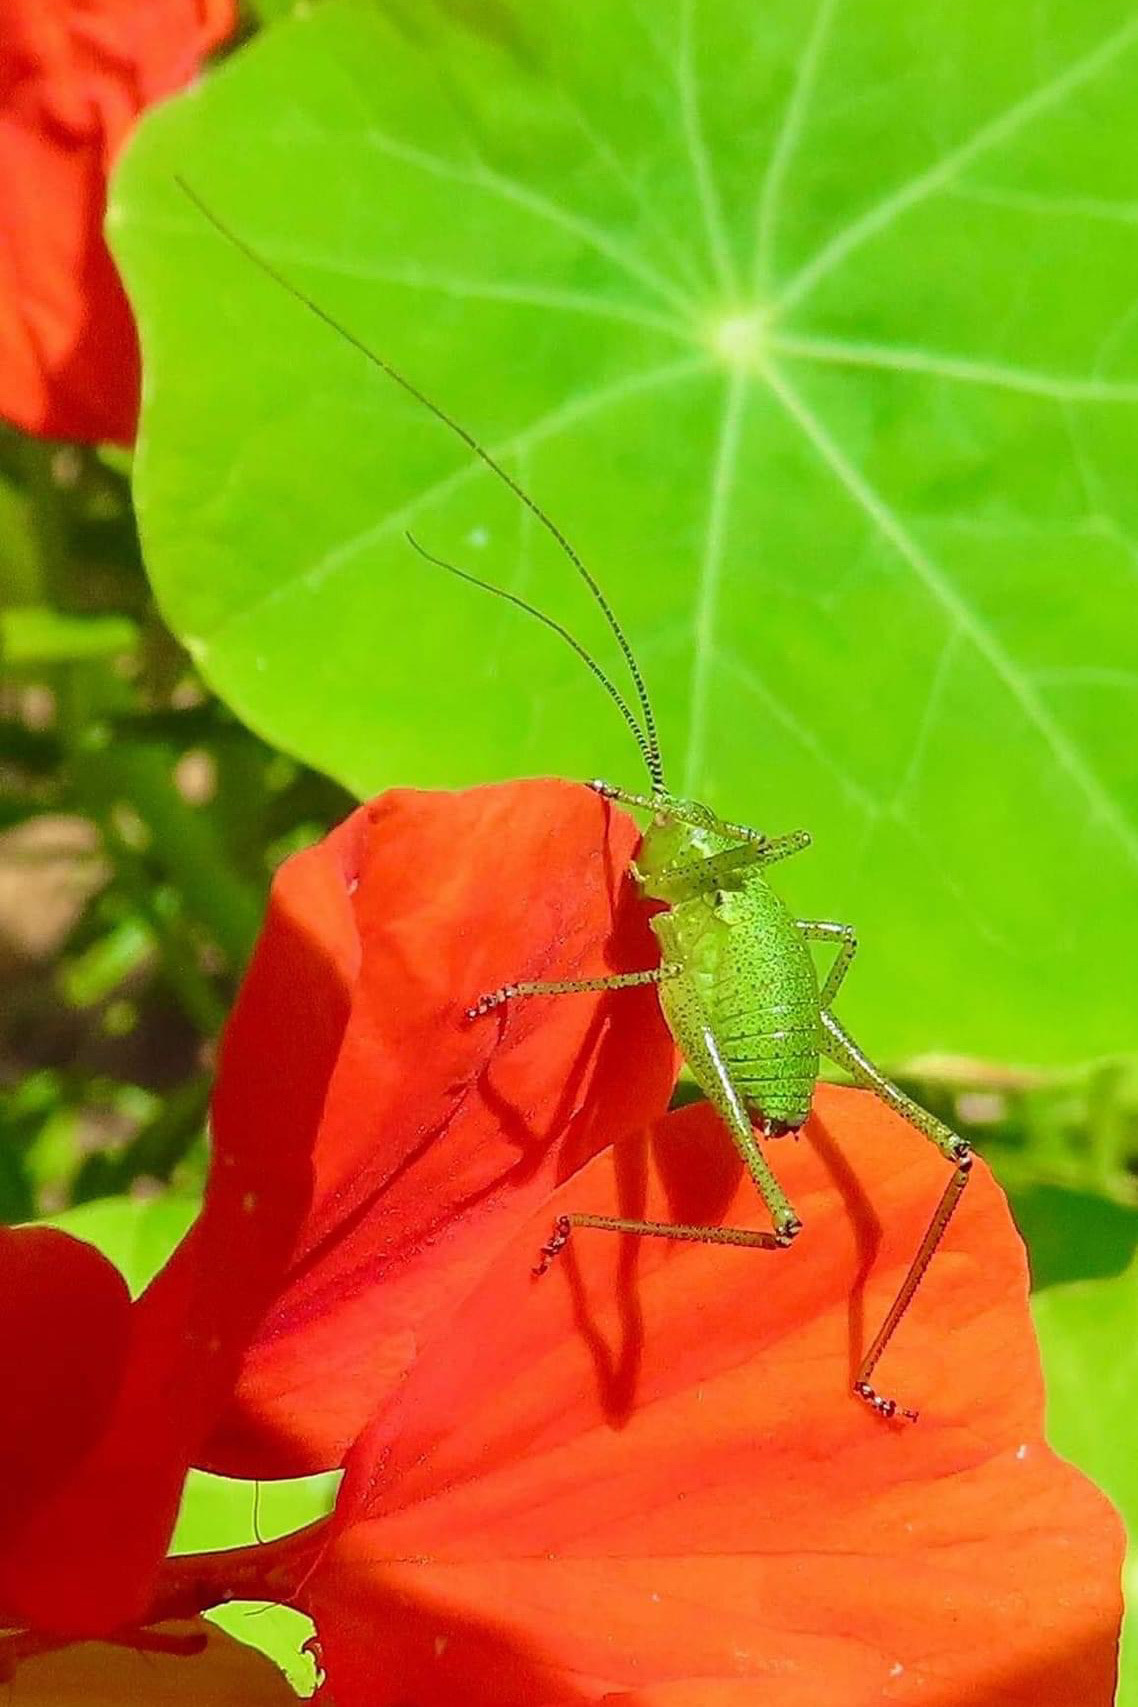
111;0;1138;1065
1035;1256;1138;1703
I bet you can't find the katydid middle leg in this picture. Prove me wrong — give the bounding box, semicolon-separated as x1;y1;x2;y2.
467;962;681;1020
534;967;803;1273
820;1009;972;1421
796;919;857;1007
468;953;802;1263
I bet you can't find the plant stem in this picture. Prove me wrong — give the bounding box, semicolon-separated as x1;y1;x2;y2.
145;1515;333;1622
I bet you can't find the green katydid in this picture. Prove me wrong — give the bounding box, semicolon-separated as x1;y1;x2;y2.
177;180;973;1424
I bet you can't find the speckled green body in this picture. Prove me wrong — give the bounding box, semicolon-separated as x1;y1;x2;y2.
639;814;820;1132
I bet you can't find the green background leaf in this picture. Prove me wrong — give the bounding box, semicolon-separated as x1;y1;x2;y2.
172;1469;335;1697
110;0;1138;1066
45;1194;199;1296
1034;1255;1138;1701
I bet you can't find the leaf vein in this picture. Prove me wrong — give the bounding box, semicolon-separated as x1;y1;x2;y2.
203;356;712;650
360;124;698;318
763;363;1138;869
685;373;748;794
770;332;1138;403
773;17;1138;313
677;0;739;292
752;0;840;290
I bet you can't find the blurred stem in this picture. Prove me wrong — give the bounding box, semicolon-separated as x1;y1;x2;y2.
19;437;68;606
72;1073;212;1201
92;842;226;1036
148;1516;333;1621
57;669;226;1035
81;739;262;971
53;669;248;1033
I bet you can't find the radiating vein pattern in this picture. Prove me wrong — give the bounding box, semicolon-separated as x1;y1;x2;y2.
685;371;747;794
773;14;1138;311
118;0;1138;1061
205;355;713;648
763;362;1138;869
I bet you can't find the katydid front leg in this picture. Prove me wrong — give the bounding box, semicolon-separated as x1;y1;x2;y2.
589;779;776;847
647;831;811;900
466;963;680;1021
470;824;808;1015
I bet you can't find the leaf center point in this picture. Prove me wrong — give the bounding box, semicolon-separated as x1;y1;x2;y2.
705;308;769;373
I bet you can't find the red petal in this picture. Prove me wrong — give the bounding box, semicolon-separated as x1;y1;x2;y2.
204;780;677;1477
0;1;236;445
0;801;341;1633
0;781;671;1635
303;1086;1124;1706
0;134;139;443
0;1228;130;1550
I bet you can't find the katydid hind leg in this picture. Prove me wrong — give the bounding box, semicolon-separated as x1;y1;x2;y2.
820;1010;972;1421
532;1206;788;1276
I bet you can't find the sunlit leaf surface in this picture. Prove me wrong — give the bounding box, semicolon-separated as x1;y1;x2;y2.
45;1196;197;1297
111;0;1138;1064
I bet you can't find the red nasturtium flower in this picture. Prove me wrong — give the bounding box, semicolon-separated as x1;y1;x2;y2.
301;1089;1125;1704
0;885;324;1640
195;781;1125;1702
0;781;1125;1703
0;784;671;1655
0;0;236;445
201;780;676;1479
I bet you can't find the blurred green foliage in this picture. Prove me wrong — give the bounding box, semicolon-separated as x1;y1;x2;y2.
2;0;1136;1698
0;425;352;1222
1036;1255;1138;1700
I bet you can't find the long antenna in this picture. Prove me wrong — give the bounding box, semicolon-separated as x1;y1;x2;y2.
405;532;657;779
173;176;667;792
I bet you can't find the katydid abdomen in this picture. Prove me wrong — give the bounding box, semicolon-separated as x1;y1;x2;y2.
651;877;819;1133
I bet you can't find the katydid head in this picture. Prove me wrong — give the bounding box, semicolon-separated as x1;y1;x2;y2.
635;793;731;892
